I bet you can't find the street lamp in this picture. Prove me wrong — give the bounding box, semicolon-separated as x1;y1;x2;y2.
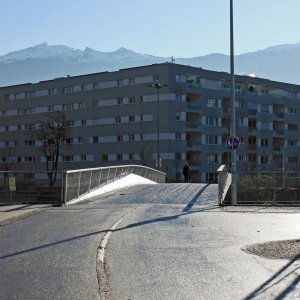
230;0;237;205
282;143;286;188
147;83;168;170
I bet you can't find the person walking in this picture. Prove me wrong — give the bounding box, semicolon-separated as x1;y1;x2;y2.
182;163;190;183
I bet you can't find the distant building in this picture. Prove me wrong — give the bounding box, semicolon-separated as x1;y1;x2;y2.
1;63;300;182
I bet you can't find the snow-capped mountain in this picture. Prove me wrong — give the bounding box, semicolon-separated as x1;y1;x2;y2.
0;42;300;87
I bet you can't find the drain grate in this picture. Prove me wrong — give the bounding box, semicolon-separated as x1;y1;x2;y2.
242;239;300;260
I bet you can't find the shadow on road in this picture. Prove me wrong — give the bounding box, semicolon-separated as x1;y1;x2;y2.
243;253;300;299
0;204;219;260
182;184;210;212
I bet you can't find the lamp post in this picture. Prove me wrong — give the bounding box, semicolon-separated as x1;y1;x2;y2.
230;0;237;205
148;83;168;170
282;144;286;188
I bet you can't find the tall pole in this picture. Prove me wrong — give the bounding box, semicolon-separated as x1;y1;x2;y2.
157;87;160;169
230;0;237;205
147;83;168;170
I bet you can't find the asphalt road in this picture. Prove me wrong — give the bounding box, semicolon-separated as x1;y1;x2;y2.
1;183;300;300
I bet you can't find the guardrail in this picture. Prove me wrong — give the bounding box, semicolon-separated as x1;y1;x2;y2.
61;165;166;205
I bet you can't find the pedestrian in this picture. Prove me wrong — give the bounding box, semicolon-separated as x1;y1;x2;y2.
182;163;190;183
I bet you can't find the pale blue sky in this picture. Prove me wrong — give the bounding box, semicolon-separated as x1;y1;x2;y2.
1;0;300;57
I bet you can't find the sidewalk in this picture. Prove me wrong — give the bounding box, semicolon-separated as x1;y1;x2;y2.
0;204;51;226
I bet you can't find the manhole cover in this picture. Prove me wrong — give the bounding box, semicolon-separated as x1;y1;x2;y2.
242;239;300;260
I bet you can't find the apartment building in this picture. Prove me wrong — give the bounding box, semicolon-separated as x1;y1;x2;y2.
1;63;300;182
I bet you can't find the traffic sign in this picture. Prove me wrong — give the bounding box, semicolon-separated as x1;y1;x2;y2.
226;136;240;151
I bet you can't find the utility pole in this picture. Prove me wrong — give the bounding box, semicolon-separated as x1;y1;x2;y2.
147;83;168;170
230;0;237;205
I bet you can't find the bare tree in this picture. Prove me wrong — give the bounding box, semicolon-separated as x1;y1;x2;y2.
0;146;15;171
28;112;70;186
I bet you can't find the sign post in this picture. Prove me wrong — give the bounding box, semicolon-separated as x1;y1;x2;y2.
8;175;16;205
226;136;240;151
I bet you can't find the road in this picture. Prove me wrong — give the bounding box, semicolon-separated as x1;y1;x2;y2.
1;183;300;299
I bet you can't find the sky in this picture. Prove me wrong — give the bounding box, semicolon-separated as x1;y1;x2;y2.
0;0;300;57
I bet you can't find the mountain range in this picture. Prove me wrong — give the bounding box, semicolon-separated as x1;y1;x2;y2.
1;42;300;87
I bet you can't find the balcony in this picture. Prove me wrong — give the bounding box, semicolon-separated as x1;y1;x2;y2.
274;112;284;119
186;102;201;111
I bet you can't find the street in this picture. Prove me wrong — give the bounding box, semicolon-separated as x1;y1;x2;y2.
1;183;300;299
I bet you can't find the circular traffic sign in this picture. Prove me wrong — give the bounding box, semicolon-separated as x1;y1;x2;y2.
226;136;240;151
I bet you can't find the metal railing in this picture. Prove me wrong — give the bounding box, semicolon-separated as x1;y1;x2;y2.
237;171;300;206
61;165;166;205
0;171;62;205
217;167;300;206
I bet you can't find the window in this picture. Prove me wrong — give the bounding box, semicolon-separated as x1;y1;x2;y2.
102;154;108;161
128;153;134;160
25;108;35;114
176;94;182;101
117;98;123;105
77;137;83;144
129;78;135;85
288;140;297;146
260;104;269;113
288;156;298;163
64;120;74;127
288;124;298;131
261;139;269;147
261;122;270;130
248;100;257;110
117;135;123;142
25;140;35;146
81;155;86;161
49;88;57;95
248;136;256;145
287;92;296;98
287;107;296;114
16;93;26;100
129;97;135;104
93;137;99;143
206;117;218;126
83;83;94;91
64;138;73;145
239;118;246;126
207;98;217;108
207;154;218;163
206;135;218;144
117;80;123;87
175;133;182;140
116;116;121;123
117;154;123;160
24;156;35;162
129;135;134;141
248;153;256;162
81;120;86;126
64;87;73;94
175;112;181;121
129;116;135;123
206;173;217;183
248;119;256;129
63;155;73;162
176;75;181;82
78;102;85;109
153;75;159;82
63;103;74;110
26;91;35;98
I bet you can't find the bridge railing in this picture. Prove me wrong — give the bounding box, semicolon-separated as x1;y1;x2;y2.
61;165;166;205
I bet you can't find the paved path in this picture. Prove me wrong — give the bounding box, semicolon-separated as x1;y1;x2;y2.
1;183;300;299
